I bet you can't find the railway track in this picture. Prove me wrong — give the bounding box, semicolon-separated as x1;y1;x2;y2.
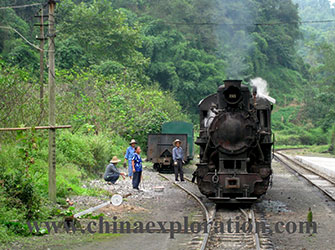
158;173;216;250
206;206;274;250
274;151;335;201
159;173;274;250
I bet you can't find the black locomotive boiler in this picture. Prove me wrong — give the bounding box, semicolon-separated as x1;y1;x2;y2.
194;80;274;203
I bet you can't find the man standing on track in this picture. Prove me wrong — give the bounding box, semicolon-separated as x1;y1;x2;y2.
124;139;137;179
172;139;185;182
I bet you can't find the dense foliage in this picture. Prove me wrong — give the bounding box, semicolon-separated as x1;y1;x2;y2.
0;0;308;113
291;0;335;149
0;128;129;241
1;0;335;242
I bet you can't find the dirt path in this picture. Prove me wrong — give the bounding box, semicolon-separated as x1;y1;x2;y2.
259;159;335;249
68;165;201;250
9;158;335;250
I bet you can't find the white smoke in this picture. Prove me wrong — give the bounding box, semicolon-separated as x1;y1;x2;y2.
213;0;255;79
250;77;276;104
251;77;269;96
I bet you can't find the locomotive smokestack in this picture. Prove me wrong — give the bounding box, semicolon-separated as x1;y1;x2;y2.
252;86;257;96
252;86;257;106
218;80;243;108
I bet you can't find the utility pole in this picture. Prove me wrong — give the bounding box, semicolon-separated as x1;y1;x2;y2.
39;7;45;118
35;7;47;120
48;0;56;203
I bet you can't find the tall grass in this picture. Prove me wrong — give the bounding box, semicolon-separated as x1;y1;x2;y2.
0;129;129;242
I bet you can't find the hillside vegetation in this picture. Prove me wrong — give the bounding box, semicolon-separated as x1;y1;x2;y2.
0;0;335;242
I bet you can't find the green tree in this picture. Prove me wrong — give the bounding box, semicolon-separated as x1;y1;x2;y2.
56;0;147;72
304;43;335;131
139;17;225;113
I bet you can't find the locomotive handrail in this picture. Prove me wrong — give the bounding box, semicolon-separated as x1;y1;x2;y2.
272;133;275;160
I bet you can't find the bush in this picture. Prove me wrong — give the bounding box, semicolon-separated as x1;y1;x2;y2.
0;140;47;241
0;62;189;147
57;130;128;175
274;125;329;146
272;105;329;146
0;129;131;242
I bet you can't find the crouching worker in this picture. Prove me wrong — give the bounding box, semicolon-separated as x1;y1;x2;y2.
104;156;126;184
132;146;143;191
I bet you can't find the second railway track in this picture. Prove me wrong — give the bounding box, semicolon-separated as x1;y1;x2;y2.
274;151;335;201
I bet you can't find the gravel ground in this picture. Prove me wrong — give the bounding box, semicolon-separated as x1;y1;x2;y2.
71;156;335;250
5;164;203;250
258;158;335;250
4;165;201;250
69;164;204;250
7;155;335;250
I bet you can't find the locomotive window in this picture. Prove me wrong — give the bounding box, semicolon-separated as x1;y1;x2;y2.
263;110;269;128
258;110;269;128
236;161;241;169
228;179;237;186
224;160;235;169
257;110;260;123
201;111;208;126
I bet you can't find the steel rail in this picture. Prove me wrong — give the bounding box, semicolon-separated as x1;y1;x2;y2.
240;208;261;250
158;173;214;250
275;151;335;201
250;209;261;250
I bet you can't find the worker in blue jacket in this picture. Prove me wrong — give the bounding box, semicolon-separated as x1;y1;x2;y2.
132;146;143;191
124;139;137;179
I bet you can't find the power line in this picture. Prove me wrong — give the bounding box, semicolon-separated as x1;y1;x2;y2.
0;3;42;10
257;19;335;26
0;25;45;52
165;19;335;26
300;19;335;24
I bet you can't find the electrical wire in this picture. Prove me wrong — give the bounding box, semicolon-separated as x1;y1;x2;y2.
1;2;334;26
0;3;41;10
0;25;43;51
0;25;55;53
166;19;335;26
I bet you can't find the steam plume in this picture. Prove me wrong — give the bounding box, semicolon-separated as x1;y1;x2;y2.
250;77;276;104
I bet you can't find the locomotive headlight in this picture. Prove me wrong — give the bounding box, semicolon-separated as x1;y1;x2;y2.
223;85;242;105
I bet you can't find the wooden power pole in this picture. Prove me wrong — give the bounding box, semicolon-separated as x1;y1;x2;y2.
39;8;45;118
48;0;56;202
35;7;47;120
0;1;72;203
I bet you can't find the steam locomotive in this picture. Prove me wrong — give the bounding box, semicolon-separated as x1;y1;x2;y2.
194;80;274;203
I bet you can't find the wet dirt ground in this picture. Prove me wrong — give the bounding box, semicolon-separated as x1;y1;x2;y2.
258;159;335;250
6;157;335;250
69;166;203;250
